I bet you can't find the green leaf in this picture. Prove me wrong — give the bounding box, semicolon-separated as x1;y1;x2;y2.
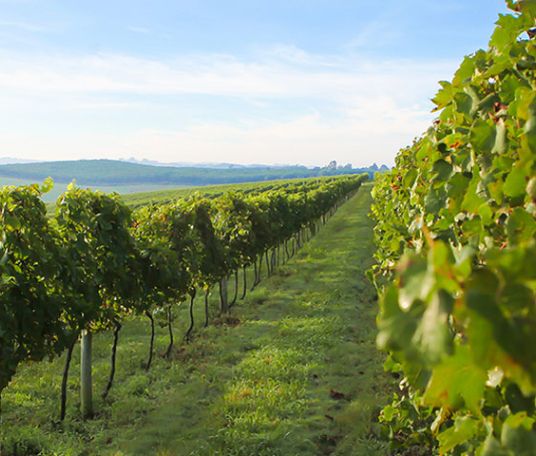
501;412;536;456
507;208;536;244
433;81;454;109
455;92;474;116
438;416;480;453
432;159;453;182
470;120;497;155
40;177;55;194
492;119;507;155
478;203;493;225
504;168;528;198
453;56;476;85
398;256;431;311
489;14;523;53
377;284;423;357
462;176;486;213
411;290;454;363
423;346;487;414
478;433;509;456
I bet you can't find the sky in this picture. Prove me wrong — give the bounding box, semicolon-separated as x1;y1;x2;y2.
0;0;510;167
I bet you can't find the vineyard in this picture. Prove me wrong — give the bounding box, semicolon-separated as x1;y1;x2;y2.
371;1;536;455
0;174;370;454
2;1;536;456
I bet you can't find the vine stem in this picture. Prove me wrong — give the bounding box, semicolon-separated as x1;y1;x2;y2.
164;305;174;359
241;265;247;300
204;288;210;327
102;320;122;400
185;290;197;341
60;336;76;421
145;311;155;371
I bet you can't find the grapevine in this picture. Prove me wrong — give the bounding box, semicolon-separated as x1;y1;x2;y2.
0;173;367;422
370;2;536;454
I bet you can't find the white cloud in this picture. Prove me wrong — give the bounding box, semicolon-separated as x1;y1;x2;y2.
117;111;429;167
0;48;457;166
0;111;430;167
0;20;49;32
127;26;151;34
0;50;453;100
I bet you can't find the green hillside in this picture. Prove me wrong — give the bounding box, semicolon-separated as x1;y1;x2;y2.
0;159;379;188
0;176;189;203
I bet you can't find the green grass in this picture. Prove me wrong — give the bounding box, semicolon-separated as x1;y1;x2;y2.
1;184;391;456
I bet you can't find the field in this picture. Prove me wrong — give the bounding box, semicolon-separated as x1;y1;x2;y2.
1;184;391;456
0;176;191;203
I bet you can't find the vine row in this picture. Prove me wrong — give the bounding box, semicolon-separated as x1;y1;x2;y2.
0;174;367;420
370;1;535;454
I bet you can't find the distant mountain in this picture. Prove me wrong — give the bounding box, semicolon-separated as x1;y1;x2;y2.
0;159;386;187
118;157;309;170
0;157;37;165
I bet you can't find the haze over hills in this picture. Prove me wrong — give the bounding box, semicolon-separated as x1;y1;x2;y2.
0;159;387;187
118;158;309;169
0;157;38;165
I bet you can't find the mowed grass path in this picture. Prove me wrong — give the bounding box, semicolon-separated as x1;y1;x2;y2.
2;185;390;456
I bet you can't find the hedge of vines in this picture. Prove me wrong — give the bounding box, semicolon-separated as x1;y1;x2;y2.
370;1;535;454
0;173;367;418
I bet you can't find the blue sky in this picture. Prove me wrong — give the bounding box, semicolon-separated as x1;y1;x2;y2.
0;0;509;166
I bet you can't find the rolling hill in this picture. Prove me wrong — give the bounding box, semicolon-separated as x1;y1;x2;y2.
0;159;384;187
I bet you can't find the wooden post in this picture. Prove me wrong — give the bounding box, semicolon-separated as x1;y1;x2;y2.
80;329;93;419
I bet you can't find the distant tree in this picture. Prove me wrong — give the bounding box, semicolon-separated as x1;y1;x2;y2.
327;160;337;170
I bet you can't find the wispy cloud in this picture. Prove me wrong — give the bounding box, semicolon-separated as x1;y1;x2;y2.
0;19;49;32
0;50;454;101
0;47;456;166
127;26;150;34
347;20;403;51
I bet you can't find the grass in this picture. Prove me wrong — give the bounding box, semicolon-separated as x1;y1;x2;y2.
0;184;391;456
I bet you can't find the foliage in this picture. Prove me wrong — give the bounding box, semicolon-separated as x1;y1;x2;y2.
0;180;67;392
371;2;536;454
54;185;142;332
0;173;367;398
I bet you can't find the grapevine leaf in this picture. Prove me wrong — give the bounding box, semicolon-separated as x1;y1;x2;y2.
438;416;480;453
423;346;487;414
504;168;528;198
501;412;536;456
